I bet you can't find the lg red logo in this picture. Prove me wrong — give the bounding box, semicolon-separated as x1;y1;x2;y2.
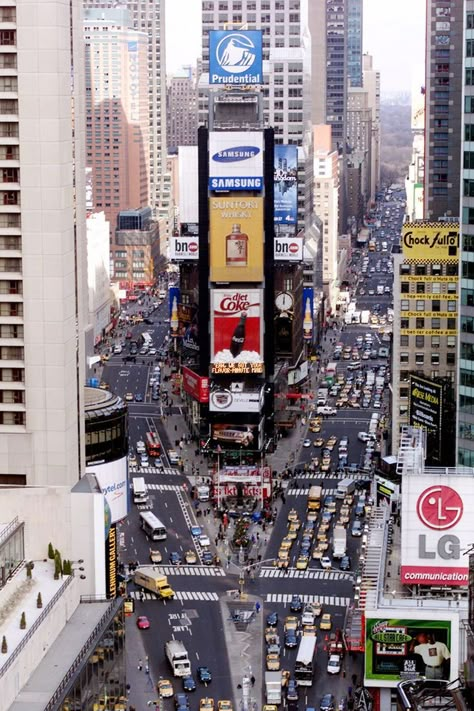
417;486;463;530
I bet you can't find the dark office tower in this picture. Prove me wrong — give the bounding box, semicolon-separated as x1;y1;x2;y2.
424;0;463;220
325;0;348;153
347;0;363;88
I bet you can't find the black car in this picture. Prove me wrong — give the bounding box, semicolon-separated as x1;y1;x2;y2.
144;318;154;325
287;680;299;702
174;694;189;709
169;551;182;565
284;631;298;649
339;555;351;571
182;677;196;692
320;694;335;711
266;611;278;626
197;666;212;684
202;551;213;565
290;595;302;613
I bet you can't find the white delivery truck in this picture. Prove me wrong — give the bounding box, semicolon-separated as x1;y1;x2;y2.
361;310;370;324
165;640;191;677
132;477;148;505
332;526;347;558
265;671;282;705
336;477;356;499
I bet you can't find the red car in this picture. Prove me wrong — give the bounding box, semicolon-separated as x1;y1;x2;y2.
137;615;150;630
125;331;132;339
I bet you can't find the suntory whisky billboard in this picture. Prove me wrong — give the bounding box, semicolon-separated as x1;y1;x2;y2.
209;197;264;282
401;222;459;262
210;288;264;375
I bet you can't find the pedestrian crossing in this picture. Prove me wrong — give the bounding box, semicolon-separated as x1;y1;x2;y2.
146;483;183;492
286;488;337;497
295;472;369;481
259;567;352;581
129;465;178;476
264;592;351;607
130;590;219;602
141;565;225;576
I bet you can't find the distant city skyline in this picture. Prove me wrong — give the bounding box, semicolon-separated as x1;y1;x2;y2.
165;0;425;94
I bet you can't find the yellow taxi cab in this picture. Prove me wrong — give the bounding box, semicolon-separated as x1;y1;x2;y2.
200;698;215;711
287;508;299;522
320;613;332;630
319;538;329;551
320;461;331;473
288;520;301;533
218;701;233;711
306;511;318;523
303;625;317;637
312;545;324;560
296;555;309;570
317;526;329;538
284;616;298;632
125;392;134;402
99;381;110;390
314;437;325;447
310;423;321;433
276;550;289;568
263;706;278;711
281;670;291;687
185;550;197;564
157;679;174;698
266;653;280;671
100;353;110;362
280;536;293;551
286;528;298;541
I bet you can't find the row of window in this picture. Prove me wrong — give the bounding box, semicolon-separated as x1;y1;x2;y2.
400;334;456;348
0;411;24;425
399;351;455;366
400;282;457;295
400;299;457;312
400;263;457;277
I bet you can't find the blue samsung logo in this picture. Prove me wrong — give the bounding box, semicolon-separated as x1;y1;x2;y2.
213;146;260;163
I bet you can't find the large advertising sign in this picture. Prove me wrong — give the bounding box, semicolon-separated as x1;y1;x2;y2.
401;474;474;586
409;375;443;461
105;523;118;599
169;236;199;260
302;287;314;341
365;616;456;687
209;197;263;282
211;423;260;450
182;366;209;404
209;132;263;191
178;146;198;224
209;30;263;86
169;286;180;338
218;465;271;483
401;222;459;262
274;236;303;261
211;289;263;374
274;144;298;224
210;383;264;413
89;457;128;524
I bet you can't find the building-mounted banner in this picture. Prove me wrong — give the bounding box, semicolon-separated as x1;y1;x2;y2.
210;197;264;282
169;236;199;260
209;383;264;413
401;222;459;262
209;30;263;86
274;144;298;224
274;236;303;261
209;132;263;192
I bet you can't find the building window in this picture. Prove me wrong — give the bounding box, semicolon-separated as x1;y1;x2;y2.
416;300;425;311
400;335;409;347
415;353;424;365
415;335;424;348
400;352;409;364
401;318;409;329
401;282;409;293
416;282;425;294
431;336;440;348
416;318;424;329
447;352;455;365
432;300;441;312
401;300;409;311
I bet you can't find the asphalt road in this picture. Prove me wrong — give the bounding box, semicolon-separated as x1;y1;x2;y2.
100;197;404;711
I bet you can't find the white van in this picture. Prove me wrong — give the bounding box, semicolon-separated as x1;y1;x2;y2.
168;449;180;465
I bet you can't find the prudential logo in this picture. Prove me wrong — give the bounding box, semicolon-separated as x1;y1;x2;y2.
216;33;256;74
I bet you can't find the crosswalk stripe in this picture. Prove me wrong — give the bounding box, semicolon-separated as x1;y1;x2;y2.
129;590;219;602
293;472;370;481
265;593;351;607
130;466;178;476
141;565;225;576
286;488;338;496
259;567;352;581
146;483;182;492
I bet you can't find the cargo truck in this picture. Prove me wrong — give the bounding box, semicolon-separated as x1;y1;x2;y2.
361;310;370;324
133;567;174;599
332;525;347;558
265;671;282;705
165;640;191;677
307;485;322;511
335;478;356;500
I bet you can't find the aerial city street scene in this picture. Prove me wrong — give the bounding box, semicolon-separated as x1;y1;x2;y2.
1;2;474;711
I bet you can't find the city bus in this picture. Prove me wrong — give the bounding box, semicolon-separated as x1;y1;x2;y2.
146;431;161;457
139;511;167;541
294;635;317;686
325;362;337;387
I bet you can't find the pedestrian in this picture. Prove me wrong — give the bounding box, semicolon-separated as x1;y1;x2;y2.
138;658;143;671
126;683;131;695
250;675;255;687
145;663;149;674
351;673;357;686
255;601;261;613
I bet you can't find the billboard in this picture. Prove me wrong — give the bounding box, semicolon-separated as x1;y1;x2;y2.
105;523;118;599
211;423;259;450
169;286;181;337
218;465;271;483
169;235;199;261
209;383;264;413
401;474;474;586
182;366;209;404
274;144;298;224
89;457;128;524
209;197;263;282
209;132;263;191
211;289;263;374
209;30;263;85
401;222;459;262
409;375;443;461
274;236;303;261
178;146;198;224
302;287;314;341
365;616;456;687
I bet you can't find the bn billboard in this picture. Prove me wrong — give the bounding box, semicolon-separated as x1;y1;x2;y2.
210;288;263;375
209;197;263;282
274;144;298;224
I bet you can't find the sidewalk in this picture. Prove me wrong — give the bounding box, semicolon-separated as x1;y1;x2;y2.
125;609;159;710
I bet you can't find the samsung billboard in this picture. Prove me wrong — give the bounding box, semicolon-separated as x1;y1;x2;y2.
209;132;263;191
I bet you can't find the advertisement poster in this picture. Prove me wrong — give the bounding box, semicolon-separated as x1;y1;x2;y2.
274;144;298;224
89;457;128;524
182;367;209;404
401;222;459;262
169;236;199;260
274;236;303;261
302;287;314;341
365;617;453;686
209;30;263;86
209;197;263;282
401;475;473;586
409;374;442;462
209;383;263;413
211;289;263;374
209;132;263;191
211;423;259;450
169;286;180;338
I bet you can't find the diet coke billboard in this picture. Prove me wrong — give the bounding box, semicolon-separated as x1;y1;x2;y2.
274;236;303;261
210;289;264;375
401;475;473;586
169;236;199;261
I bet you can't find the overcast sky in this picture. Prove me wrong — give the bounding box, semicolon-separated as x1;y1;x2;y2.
165;0;426;94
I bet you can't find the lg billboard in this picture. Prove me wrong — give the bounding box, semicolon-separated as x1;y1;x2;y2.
401;474;473;586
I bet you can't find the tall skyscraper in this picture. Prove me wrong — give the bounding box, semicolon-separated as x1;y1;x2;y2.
200;0;315;231
347;0;363;87
0;0;87;486
167;66;199;152
83;0;169;220
325;0;348;153
424;0;463;220
362;53;381;203
84;8;150;241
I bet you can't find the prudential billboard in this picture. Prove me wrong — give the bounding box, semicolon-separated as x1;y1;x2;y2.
274;145;298;224
209;30;263;85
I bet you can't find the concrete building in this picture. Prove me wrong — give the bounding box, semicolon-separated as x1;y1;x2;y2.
86;212;112;347
391;236;458;458
347;86;372;218
347;0;363;88
0;0;87;486
167;66;198;153
362;53;381;204
84;8;150;239
83;0;169;221
313;125;339;316
424;0;463;220
405;80;425;221
325;0;348;154
114;206;160;285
